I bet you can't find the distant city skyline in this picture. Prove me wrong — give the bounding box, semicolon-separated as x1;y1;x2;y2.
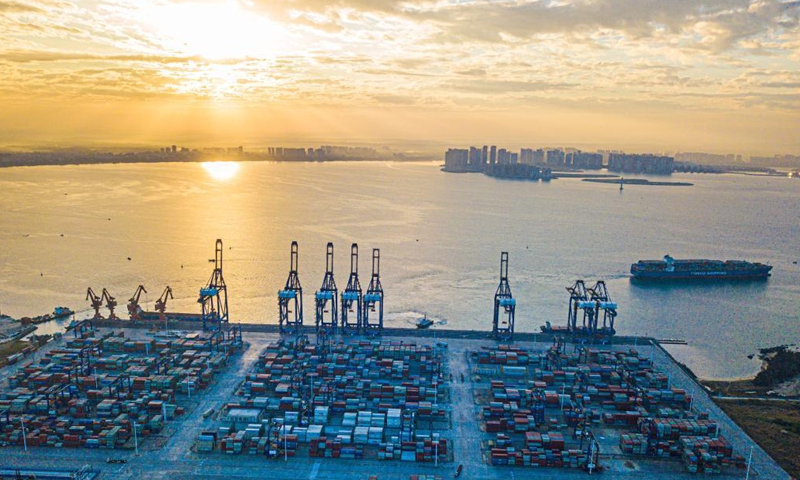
1;0;800;154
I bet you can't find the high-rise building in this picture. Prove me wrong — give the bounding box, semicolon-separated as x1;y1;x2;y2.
490;146;497;165
469;146;482;171
566;151;603;169
444;148;469;171
520;148;534;165
546;149;565;166
498;148;509;165
608;153;674;174
533;149;545;164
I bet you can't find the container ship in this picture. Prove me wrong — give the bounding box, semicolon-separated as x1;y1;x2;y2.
631;255;772;280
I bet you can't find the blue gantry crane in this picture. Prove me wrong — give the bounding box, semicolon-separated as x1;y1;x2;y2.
279;241;303;334
362;248;384;335
315;242;338;334
588;281;617;336
492;252;516;340
340;243;363;335
198;239;229;331
566;280;589;332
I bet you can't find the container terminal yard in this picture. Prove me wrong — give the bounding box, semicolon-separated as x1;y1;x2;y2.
0;240;790;479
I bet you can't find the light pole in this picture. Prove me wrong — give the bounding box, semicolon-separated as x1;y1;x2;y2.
133;421;139;456
94;367;99;390
745;445;754;480
21;416;27;452
431;319;447;402
284;427;288;462
435;440;439;467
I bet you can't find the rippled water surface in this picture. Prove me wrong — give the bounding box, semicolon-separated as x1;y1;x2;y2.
1;161;797;378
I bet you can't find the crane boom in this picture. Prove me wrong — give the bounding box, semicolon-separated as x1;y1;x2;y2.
155;286;173;314
86;287;103;320
128;285;147;321
101;288;118;321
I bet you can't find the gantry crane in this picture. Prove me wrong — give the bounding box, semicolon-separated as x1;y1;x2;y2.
70;319;94;339
198;239;229;331
278;242;303;334
101;288;118;321
362;249;384;335
128;285;147;321
86;288;103;320
587;281;617;336
566;280;588;332
340;243;362;335
492;252;516;340
578;297;598;334
315;242;338;334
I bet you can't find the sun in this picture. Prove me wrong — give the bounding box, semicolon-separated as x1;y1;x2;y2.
202;161;240;181
146;1;284;60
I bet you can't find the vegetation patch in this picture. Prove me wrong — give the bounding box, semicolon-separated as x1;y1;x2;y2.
716;399;800;479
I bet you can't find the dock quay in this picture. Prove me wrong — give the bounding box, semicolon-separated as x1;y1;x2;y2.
0;323;790;479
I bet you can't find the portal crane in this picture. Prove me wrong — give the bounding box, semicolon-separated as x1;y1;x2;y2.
278;242;303;334
127;285;147;321
198;239;229;331
86;288;103;320
340;243;362;335
101;288;118;321
566;280;588;332
155;286;173;330
587;281;617;336
315;242;338;334
362;249;384;335
492;252;516;340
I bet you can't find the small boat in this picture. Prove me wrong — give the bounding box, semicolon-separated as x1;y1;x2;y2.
52;307;74;319
24;306;74;325
416;315;434;329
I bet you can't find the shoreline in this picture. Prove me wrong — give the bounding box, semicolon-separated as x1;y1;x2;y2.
0;156;435;170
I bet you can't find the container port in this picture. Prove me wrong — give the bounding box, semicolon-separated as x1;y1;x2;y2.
0;242;791;479
0;325;242;453
194;336;450;465
0;327;791;479
470;341;744;474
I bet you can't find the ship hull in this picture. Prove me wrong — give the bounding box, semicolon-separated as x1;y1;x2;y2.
631;269;771;281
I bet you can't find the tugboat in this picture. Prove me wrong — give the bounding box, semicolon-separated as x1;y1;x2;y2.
52;306;74;319
416;314;434;329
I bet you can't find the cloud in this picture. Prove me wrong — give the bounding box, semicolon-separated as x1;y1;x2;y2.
450;78;576;94
371;93;416;105
0;0;800;152
0;50;246;64
0;1;44;13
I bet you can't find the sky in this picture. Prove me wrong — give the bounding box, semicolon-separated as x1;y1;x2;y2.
1;0;800;155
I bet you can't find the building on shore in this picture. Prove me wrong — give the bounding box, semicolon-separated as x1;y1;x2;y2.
608;153;674;175
565;151;603;169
